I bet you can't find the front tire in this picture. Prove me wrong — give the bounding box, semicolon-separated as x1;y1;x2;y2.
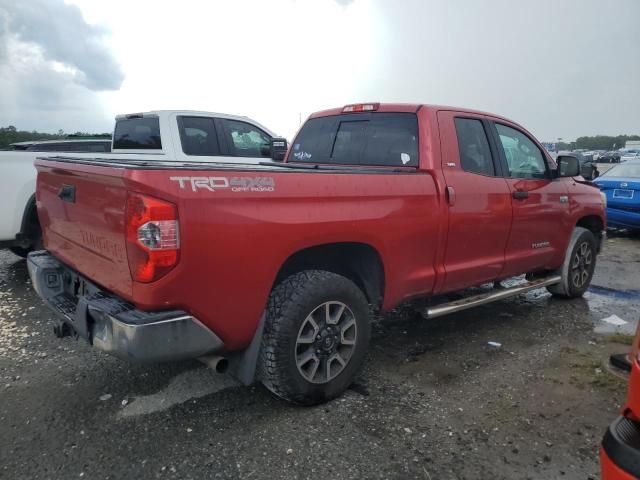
260;270;371;405
547;227;597;298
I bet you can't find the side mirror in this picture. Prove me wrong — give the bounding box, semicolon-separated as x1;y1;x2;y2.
270;137;288;162
557;155;580;177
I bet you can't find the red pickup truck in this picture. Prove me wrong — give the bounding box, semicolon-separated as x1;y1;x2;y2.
28;103;606;404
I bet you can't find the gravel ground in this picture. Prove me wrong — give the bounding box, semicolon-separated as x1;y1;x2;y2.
1;232;639;480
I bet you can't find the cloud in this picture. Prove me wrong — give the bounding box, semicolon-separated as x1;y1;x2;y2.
0;0;121;132
0;0;123;90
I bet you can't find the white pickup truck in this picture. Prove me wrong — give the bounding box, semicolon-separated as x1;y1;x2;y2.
0;110;280;257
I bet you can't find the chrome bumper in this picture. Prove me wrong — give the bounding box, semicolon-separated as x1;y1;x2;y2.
27;251;224;362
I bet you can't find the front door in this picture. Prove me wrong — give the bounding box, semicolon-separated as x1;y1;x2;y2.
489;121;571;277
436;111;513;293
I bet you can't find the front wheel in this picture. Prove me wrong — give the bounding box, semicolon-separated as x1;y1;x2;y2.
547;227;598;298
259;270;371;405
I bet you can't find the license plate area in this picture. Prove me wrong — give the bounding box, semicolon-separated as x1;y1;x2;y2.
61;270;100;301
613;189;634;199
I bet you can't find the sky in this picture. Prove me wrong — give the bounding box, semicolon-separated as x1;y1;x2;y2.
0;0;638;142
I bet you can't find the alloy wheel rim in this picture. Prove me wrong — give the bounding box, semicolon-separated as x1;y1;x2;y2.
295;301;357;384
571;241;593;288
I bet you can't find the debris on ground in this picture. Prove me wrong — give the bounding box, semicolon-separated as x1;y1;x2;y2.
601;314;627;326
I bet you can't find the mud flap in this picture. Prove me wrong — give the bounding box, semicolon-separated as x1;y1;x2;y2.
227;313;266;386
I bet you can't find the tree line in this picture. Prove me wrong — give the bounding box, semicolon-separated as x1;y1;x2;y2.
556;134;640;151
0;126;111;150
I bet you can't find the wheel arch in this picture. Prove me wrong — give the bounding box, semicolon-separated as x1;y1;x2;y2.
20;194;41;238
273;242;385;310
576;214;604;234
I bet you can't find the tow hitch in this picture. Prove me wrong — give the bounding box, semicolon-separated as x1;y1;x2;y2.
53;319;73;338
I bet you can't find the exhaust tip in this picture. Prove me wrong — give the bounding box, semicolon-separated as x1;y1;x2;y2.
215;358;229;374
198;355;229;374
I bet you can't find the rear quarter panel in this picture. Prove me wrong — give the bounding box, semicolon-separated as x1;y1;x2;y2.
124;168;441;349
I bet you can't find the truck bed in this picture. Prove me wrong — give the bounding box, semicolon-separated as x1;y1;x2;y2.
35;156;440;349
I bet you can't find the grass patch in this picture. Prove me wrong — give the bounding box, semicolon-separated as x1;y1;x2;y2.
606;334;635;346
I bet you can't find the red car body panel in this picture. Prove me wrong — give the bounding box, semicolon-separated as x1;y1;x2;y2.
601;327;640;479
35;104;605;351
600;447;637;480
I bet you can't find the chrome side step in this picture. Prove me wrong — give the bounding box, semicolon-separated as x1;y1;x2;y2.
424;275;562;319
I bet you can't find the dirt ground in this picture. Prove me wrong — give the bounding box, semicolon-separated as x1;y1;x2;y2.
1;231;639;480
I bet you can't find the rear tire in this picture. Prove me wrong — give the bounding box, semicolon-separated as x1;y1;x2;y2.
8;227;42;258
547;227;597;298
260;270;371;405
8;246;31;258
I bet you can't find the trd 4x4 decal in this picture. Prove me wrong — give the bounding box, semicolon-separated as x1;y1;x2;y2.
170;176;275;192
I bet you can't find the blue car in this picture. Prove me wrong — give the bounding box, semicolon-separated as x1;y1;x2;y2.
594;160;640;231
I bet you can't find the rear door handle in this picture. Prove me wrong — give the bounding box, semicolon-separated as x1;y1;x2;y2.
512;190;529;200
446;186;456;206
58;184;76;203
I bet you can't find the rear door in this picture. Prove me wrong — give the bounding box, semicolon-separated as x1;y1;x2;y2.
489;121;571;276
436;111;513;292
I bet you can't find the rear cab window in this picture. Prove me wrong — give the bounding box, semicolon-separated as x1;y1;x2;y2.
289;112;419;167
113;116;162;150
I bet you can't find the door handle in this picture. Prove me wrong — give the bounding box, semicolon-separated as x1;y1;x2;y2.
446;186;456;206
512;190;529;200
58;184;76;203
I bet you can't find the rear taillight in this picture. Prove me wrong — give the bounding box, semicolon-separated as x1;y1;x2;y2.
125;192;179;283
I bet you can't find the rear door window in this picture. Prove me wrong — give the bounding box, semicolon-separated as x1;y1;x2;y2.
454;118;496;176
113;117;162;150
289;113;419;167
178;116;221;156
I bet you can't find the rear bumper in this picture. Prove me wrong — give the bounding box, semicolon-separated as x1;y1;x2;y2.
601;416;640;479
607;207;640;230
27;251;224;362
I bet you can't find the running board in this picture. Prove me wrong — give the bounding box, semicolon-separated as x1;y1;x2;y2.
424;275;562;319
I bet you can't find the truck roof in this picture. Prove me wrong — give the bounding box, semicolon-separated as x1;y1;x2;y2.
309;103;515;124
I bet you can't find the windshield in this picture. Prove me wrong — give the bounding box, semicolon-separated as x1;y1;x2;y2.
602;162;640;178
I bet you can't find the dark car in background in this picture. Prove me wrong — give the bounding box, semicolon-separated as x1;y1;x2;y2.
10;138;112;152
599;151;622;163
559;151;599;180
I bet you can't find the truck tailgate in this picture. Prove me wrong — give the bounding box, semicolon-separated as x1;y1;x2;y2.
36;160;133;297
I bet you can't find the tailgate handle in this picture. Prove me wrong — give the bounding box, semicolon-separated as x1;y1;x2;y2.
512;190;529;200
58;184;76;203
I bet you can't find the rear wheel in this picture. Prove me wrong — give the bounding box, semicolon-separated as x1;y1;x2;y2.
547;227;597;298
8;246;31;258
260;270;371;405
8;227;42;258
